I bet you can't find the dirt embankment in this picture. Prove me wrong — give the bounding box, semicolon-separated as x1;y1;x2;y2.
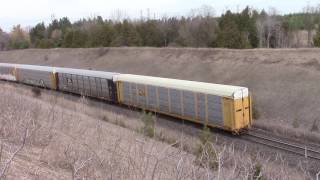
0;47;319;131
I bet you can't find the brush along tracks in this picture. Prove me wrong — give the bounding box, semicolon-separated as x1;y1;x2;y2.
242;129;320;161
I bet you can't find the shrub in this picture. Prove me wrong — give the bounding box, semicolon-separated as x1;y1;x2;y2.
31;87;41;97
195;126;218;170
251;95;261;120
115;119;126;128
253;164;264;180
102;116;109;122
37;39;54;49
199;126;211;145
44;55;49;61
155;131;179;146
97;48;108;57
140;111;156;138
251;95;260;120
313;31;320;47
253;106;260;120
292;118;300;128
311;119;319;132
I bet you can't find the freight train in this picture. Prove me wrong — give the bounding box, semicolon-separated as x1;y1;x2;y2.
0;63;252;133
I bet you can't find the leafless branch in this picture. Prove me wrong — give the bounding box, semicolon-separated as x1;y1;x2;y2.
0;128;28;179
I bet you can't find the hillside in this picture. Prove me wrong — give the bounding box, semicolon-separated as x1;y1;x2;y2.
0;47;319;132
0;80;308;179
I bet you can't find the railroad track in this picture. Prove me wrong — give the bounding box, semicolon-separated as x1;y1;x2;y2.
242;129;320;161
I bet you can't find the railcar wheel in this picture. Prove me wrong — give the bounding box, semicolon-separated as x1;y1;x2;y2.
232;131;240;135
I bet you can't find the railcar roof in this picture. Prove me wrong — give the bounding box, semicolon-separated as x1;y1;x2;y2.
55;67;119;79
0;63;118;79
114;74;249;99
16;64;54;72
0;63;19;68
0;63;54;72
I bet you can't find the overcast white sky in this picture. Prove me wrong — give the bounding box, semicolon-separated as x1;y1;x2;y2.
0;0;319;32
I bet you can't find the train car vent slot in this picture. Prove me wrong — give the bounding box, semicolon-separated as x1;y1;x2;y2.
236;109;242;112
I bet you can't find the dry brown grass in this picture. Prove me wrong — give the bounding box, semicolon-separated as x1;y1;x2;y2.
254;121;320;145
0;82;313;179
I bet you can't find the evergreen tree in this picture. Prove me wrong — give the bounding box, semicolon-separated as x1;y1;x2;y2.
216;18;247;48
47;17;72;47
62;29;73;48
314;26;320;47
87;22;115;47
62;28;88;48
137;20;164;47
216;7;258;48
29;22;46;46
161;17;180;46
47;19;59;38
111;20;141;46
122;20;141;46
58;17;72;34
239;7;259;48
8;6;320;49
216;10;248;48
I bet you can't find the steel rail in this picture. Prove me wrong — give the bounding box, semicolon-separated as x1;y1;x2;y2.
244;132;320;161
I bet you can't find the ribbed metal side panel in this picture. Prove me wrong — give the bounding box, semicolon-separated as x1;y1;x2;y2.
122;82;131;104
137;84;147;107
89;77;97;97
170;89;182;116
58;73;73;93
18;69;52;88
207;95;223;125
101;79;109;98
131;83;138;105
122;82;147;107
158;87;169;112
197;93;206;122
183;91;196;119
108;80;118;102
120;81;224;127
58;73;110;99
0;66;11;74
146;85;157;110
98;78;109;98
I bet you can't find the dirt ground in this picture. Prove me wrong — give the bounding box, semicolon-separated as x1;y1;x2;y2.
0;47;319;133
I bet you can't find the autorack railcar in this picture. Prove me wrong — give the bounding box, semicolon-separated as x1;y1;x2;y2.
14;64;57;89
55;67;119;101
0;63;17;81
0;63;119;102
0;63;252;133
114;74;252;132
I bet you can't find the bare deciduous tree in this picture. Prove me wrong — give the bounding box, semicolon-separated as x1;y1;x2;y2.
0;128;28;179
0;28;10;51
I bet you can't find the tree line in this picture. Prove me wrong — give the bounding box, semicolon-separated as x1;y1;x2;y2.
1;5;320;50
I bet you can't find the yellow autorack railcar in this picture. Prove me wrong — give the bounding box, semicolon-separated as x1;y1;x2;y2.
114;74;252;133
